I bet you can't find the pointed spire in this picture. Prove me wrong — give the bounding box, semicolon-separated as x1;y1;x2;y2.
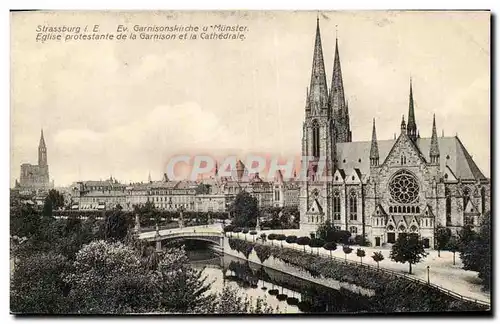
215;161;218;176
307;18;328;115
39;129;46;148
407;78;418;141
430;114;440;164
401;115;406;133
148;172;152;183
370;118;379;166
330;36;346;120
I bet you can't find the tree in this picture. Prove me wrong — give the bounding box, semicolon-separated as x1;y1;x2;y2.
371;251;385;270
457;224;478;252
208;286;274;314
276;234;287;248
260;233;267;243
296;236;311;253
230;191;258;228
42;197;53;217
47;189;65;210
285;235;297;244
156;247;214;312
267;233;277;246
104;209;129;241
316;220;337;242
249;230;258;242
435;225;452;257
342;245;353;262
323;242;337;258
10;204;41;239
242;228;249;240
460;214;491;291
11;252;72;314
309;238;325;255
356;248;366;264
65;240;158;314
446;236;459;265
390;233;428;274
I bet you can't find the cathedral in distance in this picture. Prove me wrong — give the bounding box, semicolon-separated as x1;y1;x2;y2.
16;129;54;191
299;19;490;248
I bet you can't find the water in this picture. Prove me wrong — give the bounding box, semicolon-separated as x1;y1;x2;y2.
187;248;373;314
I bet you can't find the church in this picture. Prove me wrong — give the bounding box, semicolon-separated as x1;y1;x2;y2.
299;19;490;248
16;129;53;191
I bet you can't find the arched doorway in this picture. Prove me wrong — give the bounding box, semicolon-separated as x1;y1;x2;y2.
387;225;395;243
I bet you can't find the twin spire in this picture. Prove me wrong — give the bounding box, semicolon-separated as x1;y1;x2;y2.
306;18;351;143
407;78;418;141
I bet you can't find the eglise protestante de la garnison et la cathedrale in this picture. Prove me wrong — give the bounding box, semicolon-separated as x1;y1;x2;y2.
299;19;490;248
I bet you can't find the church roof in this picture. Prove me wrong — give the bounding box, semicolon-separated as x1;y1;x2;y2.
336;136;487;181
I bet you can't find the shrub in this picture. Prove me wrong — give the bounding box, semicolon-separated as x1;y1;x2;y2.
233;227;242;233
242;228;249;234
249;230;258;236
296;236;311;252
223;225;235;233
323;242;337;258
285;235;297;244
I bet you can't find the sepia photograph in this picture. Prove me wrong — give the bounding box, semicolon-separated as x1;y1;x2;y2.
9;10;491;315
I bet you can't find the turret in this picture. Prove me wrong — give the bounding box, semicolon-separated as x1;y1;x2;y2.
429;114;440;164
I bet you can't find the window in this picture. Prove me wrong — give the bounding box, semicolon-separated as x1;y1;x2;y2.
389;170;419;204
398;225;406;232
333;191;341;220
389;206;393;213
463;187;470;209
410;225;418;232
387;225;395;232
445;188;451;223
312;120;320;158
401;154;407;165
334;226;341;231
350;226;357;234
349;191;357;220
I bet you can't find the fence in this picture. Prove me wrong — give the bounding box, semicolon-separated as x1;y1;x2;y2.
232;234;490;309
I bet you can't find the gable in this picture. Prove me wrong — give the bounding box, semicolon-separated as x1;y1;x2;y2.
345;168;362;184
308;199;324;214
421;204;435;218
372;204;387;217
464;199;479;214
333;169;345;183
382;133;427;167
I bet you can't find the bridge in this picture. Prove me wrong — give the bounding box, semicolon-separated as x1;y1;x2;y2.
138;224;224;251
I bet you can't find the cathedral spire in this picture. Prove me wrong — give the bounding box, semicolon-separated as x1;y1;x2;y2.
39;129;46;148
370;118;379;166
307;18;328;115
330;37;345;118
430;114;440;164
38;129;47;166
407;78;418;141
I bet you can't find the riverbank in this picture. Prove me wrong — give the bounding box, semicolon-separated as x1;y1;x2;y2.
223;237;489;312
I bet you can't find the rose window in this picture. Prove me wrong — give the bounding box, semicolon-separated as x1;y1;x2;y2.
389;170;419;204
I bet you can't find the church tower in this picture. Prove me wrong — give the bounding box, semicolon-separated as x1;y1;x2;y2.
300;18;334;232
329;37;352;143
38;129;47;167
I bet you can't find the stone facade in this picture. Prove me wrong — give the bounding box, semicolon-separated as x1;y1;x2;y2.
299;20;490;248
17;130;53;191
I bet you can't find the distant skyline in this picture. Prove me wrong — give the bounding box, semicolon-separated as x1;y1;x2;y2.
11;11;490;187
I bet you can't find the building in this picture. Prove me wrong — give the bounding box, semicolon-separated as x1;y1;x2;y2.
16;129;54;191
71;177;127;210
273;170;300;208
299;19;491;248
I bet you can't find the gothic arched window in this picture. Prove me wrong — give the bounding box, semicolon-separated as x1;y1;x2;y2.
312;120;320;158
445;188;451;223
349;190;357;220
463;187;470;209
333;190;341;220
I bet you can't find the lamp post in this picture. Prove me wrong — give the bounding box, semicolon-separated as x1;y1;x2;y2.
427;266;430;285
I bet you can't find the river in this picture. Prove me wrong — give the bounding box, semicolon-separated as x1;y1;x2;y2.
186;247;373;314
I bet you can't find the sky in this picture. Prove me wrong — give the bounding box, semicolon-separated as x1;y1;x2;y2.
10;11;490;187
